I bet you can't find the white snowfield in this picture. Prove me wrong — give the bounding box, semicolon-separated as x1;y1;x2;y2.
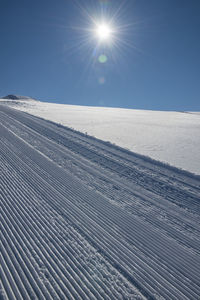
0;103;200;299
1;97;199;175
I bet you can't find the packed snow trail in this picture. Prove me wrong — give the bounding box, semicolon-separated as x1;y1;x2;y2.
0;105;200;300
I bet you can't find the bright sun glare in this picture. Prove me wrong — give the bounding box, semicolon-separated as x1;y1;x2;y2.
71;1;137;68
95;23;112;41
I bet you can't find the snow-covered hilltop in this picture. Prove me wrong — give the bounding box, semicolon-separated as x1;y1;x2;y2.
2;94;35;100
1;95;200;175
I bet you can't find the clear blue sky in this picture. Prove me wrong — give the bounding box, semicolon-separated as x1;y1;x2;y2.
0;0;200;110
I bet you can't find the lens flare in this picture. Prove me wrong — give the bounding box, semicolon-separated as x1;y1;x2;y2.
98;54;108;63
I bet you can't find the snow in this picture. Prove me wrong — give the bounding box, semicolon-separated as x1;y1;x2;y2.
1;104;200;299
1;97;199;175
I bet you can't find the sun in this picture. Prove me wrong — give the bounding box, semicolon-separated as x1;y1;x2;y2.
69;1;138;68
95;23;113;42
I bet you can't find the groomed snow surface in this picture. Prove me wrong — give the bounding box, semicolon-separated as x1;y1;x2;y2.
0;103;200;299
1;97;199;175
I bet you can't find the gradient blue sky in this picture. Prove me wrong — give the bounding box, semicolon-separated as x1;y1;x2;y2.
0;0;200;110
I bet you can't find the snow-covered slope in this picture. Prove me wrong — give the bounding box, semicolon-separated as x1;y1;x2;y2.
1;104;200;299
1;97;199;174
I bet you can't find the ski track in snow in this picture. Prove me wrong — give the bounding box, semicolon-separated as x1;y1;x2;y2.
0;105;200;300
